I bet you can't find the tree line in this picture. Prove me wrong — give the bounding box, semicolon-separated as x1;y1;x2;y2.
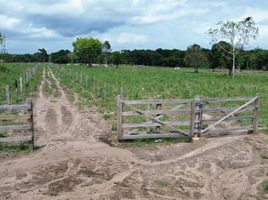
1;45;267;70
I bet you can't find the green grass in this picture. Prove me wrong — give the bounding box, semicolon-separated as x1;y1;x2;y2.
156;180;169;188
127;137;192;147
0;63;42;153
52;65;268;128
0;132;7;138
0;142;30;153
0;63;43;104
263;181;268;191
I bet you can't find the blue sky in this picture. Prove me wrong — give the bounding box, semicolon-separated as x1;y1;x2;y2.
0;0;268;54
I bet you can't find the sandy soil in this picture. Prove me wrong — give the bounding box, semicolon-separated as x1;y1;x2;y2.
0;68;268;200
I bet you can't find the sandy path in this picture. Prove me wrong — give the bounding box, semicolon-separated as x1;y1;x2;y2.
0;67;268;200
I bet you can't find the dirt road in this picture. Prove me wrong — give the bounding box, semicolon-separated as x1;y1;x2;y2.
0;68;268;200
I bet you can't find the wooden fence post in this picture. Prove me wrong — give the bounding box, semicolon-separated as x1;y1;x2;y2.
117;95;123;140
253;94;260;134
20;77;23;94
196;97;203;137
6;85;10;104
156;103;162;132
190;99;197;137
103;82;107;101
120;87;124;98
27;99;34;150
85;76;88;88
93;77;96;95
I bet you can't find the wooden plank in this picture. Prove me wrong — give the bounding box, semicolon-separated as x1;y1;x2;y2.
121;97;253;106
0;125;30;131
204;97;253;103
121;133;189;140
124;104;185;130
202;106;254;113
117;95;123;140
0;114;31;121
0;104;31;111
122;109;190;116
121;99;191;105
123;121;190;128
201;96;257;134
202;116;253;122
122;106;254;116
0;136;32;143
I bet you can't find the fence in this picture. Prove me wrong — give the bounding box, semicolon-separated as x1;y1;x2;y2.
0;99;34;150
53;64;121;102
117;95;260;140
0;64;40;104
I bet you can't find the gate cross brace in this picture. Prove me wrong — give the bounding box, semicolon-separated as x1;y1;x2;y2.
201;96;258;134
125;103;188;134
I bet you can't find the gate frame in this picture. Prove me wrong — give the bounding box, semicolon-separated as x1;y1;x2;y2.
117;95;260;141
0;99;34;150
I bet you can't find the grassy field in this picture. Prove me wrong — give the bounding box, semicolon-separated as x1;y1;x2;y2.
0;63;42;104
0;63;43;152
52;64;268;128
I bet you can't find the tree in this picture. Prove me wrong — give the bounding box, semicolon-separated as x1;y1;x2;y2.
67;52;77;64
73;37;102;66
0;32;6;53
211;41;232;72
33;48;48;62
184;44;209;73
208;17;258;77
112;51;122;67
102;41;111;66
50;50;71;64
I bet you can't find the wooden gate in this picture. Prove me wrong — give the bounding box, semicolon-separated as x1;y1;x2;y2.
197;96;260;136
0;99;34;150
117;95;260;140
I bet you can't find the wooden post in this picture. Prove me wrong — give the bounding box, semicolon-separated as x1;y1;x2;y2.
253;95;260;134
146;103;152;133
20;77;23;94
103;82;107;101
6;85;10;104
190;99;197;137
117;95;123;140
120;87;124;98
156;103;162;132
27;99;34;151
196;97;203;137
93;77;96;95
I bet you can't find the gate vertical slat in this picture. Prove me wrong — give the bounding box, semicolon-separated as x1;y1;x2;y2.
190;99;197;137
117;95;123;140
253;95;260;134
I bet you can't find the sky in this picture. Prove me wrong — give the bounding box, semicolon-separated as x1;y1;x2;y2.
0;0;268;54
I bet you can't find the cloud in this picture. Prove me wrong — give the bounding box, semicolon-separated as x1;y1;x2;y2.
116;32;147;44
129;0;207;25
0;15;20;30
1;0;268;53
